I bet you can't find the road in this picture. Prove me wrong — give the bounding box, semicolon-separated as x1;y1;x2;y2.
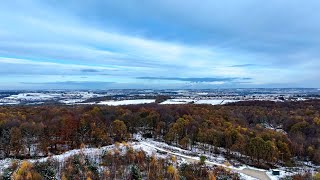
239;168;271;180
140;141;271;180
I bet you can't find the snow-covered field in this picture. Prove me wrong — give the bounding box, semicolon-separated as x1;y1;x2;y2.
96;98;239;106
98;99;155;106
194;99;224;105
161;98;240;105
160;98;195;104
6;93;59;101
0;92;105;105
0;90;314;106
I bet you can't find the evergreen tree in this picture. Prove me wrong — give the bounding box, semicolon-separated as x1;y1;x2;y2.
130;165;142;180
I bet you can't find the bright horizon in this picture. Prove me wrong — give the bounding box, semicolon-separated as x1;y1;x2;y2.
1;1;320;89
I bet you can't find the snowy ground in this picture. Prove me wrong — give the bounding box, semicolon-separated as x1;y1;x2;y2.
5;93;59;101
0;90;313;106
194;99;225;105
0;141;258;179
0;158;14;173
160;98;240;105
133;135;263;179
98;99;155;106
133;135;320;180
1;136;319;180
160;98;195;104
0;92;105;105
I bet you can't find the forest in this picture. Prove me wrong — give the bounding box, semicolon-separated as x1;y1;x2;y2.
0;100;320;178
2;143;239;180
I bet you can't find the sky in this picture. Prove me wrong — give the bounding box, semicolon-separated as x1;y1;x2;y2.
1;0;320;89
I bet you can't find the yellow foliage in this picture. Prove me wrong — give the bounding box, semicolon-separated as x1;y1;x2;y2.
242;127;248;132
13;161;42;180
314;172;320;180
313;117;320;126
171;155;177;163
15;161;32;175
167;165;176;174
115;141;121;148
122;141;128;147
224;161;231;167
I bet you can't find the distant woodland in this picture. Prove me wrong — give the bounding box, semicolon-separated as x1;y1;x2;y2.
1;100;320;168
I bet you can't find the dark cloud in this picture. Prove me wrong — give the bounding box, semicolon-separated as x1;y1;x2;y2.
137;77;251;83
80;69;100;73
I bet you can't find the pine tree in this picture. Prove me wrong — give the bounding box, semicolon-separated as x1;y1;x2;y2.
130;165;142;180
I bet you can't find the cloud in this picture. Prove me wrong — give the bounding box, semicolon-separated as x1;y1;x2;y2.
0;57;119;75
22;81;114;85
137;77;251;83
81;69;100;73
21;81;115;89
0;1;320;88
229;64;257;67
44;1;320;55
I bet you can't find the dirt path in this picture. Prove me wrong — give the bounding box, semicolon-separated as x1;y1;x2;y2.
239;168;271;180
184;155;271;180
140;141;271;180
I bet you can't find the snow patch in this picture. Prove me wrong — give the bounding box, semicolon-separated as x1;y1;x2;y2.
98;99;155;106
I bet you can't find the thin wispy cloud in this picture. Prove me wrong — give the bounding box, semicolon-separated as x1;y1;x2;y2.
137;77;251;83
229;64;257;68
21;81;115;90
